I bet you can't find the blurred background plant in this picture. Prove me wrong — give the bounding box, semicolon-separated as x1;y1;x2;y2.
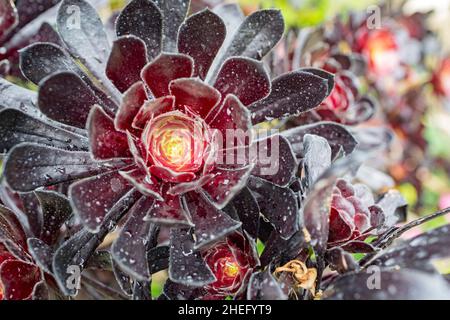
1;0;449;298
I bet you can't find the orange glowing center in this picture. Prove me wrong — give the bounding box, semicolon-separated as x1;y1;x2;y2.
366;30;399;76
159;130;191;167
219;257;240;278
143;112;208;173
440;68;450;96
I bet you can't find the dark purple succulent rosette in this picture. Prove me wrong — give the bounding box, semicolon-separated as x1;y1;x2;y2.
271;28;376;126
0;0;64;77
306;58;375;126
327;179;407;254
246;133;450;300
0;0;334;297
0;188;72;300
160;230;260;300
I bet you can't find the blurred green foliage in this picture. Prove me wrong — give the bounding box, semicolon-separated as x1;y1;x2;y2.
425;125;450;159
397;183;418;208
151;277;164;297
239;0;377;28
240;0;329;27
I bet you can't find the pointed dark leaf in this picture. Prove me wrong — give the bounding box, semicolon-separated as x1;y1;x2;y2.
300;68;335;96
247;269;288;300
184;192;242;249
283;122;358;158
207;9;284;83
34;190;72;245
112;196;155;281
250;70;329;124
3;143;114;192
178;9;226;80
27;238;53;274
120;167;162;200
248;177;299;239
153;0;189;52
148;245;169;274
251;135;297;187
57;0;111;77
38;71;103;128
53;188;141;296
324;269;450;300
168;228;215;286
116;0;162;60
0;108;89;153
69;169;133;233
106;35;148;93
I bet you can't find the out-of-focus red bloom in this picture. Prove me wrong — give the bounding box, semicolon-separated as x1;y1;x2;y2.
432;57;450;98
203;233;257;298
358;28;400;77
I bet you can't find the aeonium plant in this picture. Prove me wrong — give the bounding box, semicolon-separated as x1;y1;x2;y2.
0;189;73;300
0;0;337;299
270;27;376;126
286;5;445;205
243;135;450;300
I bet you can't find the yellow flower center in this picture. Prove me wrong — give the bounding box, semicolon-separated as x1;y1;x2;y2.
159;130;190;166
223;260;240;278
